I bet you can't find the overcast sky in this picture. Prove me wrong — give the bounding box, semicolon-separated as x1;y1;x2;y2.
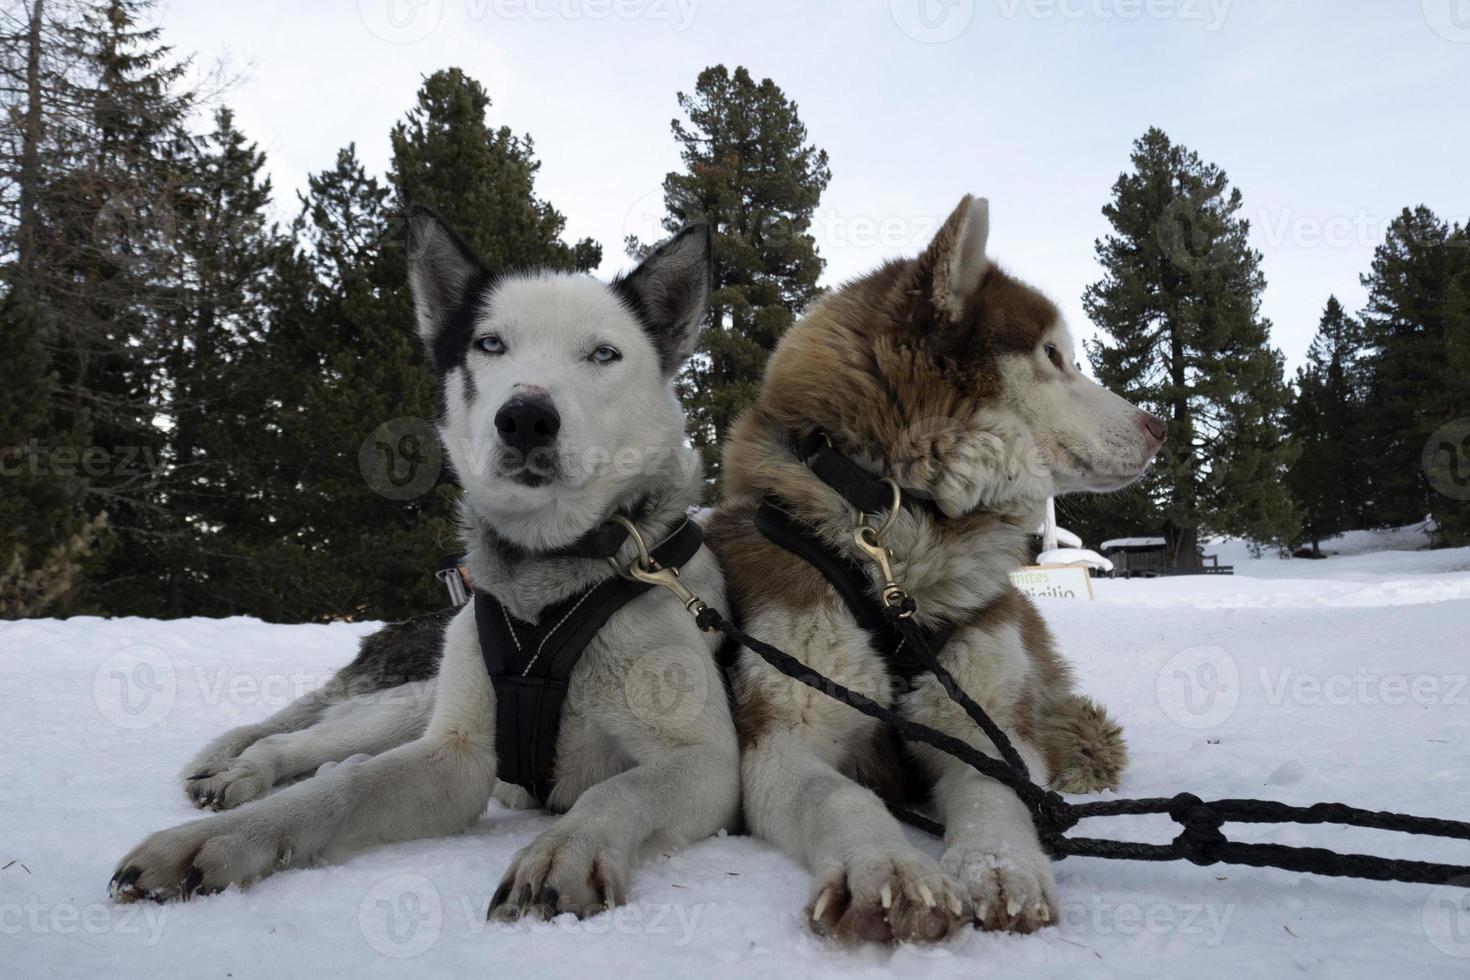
161;0;1468;370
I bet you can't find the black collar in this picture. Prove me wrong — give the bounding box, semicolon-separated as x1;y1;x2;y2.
543;519;635;560
792;431;940;518
494;497;658;563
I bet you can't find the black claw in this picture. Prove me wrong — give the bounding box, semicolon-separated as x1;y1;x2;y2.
517;883;532;909
537;886;559;916
488;881;512;918
181;867;204;900
188;771;211;781
112;866;141;891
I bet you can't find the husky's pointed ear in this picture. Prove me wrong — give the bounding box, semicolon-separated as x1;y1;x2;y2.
917;195;991;323
406;204;488;353
614;223;712;373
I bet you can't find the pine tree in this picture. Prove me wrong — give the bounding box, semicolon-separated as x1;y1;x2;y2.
630;64;830;490
1285;296;1369;553
148;107;287;614
1358;207;1470;537
1082;127;1297;554
388;67;600;274
28;0;200;612
0;288;102;615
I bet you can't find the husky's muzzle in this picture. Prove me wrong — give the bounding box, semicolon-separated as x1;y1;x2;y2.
494;394;562;485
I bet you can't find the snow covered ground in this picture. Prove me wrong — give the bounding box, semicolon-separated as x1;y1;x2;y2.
4;531;1469;978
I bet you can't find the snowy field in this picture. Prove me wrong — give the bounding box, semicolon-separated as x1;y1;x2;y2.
4;527;1469;978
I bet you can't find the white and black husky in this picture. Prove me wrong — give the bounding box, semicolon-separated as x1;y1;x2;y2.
110;208;741;918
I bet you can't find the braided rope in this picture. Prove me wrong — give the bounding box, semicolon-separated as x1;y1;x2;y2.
695;605;1470;887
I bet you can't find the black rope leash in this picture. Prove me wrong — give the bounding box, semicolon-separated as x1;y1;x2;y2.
692;603;1470;888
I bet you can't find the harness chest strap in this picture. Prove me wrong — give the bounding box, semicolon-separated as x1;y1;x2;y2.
752;501;954;680
475;517;705;806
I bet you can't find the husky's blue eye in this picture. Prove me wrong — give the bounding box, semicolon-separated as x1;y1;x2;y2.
477;334;506;355
590;345;621;365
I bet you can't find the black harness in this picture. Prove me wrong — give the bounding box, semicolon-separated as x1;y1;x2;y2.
754;432;953;682
753;503;953;681
718;432;1470;887
473;516;705;806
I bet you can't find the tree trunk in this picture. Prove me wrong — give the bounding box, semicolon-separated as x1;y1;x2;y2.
16;0;45;298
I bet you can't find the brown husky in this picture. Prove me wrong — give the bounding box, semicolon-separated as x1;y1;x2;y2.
705;195;1165;943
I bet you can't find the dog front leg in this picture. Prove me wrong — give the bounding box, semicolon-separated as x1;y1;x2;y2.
490;645;740;921
112;611;495;902
489;740;738;920
917;740;1059;933
742;728;966;943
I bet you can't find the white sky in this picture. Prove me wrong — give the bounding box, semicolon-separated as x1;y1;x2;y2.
161;0;1469;371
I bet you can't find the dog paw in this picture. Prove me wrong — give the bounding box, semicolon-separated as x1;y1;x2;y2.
940;844;1057;934
487;825;630;921
179;725;272;798
185;758;273;811
109;817;290;903
806;850;966;944
1040;694;1128;794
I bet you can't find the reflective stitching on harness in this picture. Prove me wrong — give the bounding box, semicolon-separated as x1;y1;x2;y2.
520;587;595;677
497;600;523;654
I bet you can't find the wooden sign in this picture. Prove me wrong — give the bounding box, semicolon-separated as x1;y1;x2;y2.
1009;564;1095;600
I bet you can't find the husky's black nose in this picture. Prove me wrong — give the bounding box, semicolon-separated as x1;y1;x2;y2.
495;396;561;454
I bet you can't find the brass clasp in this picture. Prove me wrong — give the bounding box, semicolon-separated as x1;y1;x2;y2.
851;478;914;617
606;515;709;619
